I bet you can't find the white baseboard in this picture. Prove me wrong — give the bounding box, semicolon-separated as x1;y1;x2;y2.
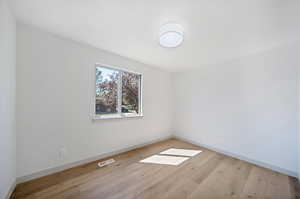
16;135;172;184
173;135;298;178
16;134;297;185
5;179;16;199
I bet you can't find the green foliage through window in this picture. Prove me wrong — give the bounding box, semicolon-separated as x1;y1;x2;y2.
95;66;141;116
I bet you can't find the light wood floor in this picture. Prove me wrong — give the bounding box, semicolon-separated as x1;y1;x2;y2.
12;138;300;199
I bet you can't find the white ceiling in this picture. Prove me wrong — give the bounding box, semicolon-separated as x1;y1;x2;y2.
10;0;300;72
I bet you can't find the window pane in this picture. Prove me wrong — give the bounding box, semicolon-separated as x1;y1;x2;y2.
122;72;140;114
95;67;119;114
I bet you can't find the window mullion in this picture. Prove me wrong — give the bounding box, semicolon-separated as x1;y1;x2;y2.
138;75;142;115
117;72;122;115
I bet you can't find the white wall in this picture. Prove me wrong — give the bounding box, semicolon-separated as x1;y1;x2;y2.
0;0;16;198
174;42;300;176
16;24;173;178
14;19;300;181
298;52;300;179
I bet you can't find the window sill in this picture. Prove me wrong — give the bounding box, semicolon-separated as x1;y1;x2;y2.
92;114;143;120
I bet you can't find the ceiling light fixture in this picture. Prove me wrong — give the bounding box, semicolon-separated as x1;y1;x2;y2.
159;23;184;48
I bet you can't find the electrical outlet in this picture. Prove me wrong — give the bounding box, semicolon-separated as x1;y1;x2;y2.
59;147;67;160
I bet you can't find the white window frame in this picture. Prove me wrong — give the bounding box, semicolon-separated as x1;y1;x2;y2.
93;63;143;120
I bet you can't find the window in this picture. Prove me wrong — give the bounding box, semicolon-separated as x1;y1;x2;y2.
94;64;142;119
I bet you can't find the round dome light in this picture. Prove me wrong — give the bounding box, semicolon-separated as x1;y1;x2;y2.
159;23;184;48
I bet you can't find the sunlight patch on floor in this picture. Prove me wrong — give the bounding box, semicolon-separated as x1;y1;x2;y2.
139;155;189;165
160;148;202;157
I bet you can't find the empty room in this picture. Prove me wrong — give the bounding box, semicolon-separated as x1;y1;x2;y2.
1;0;300;198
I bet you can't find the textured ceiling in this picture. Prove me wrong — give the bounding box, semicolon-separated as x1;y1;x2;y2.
10;0;300;71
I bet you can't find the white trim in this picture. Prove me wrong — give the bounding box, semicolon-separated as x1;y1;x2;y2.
121;113;143;118
5;179;16;199
93;114;123;120
16;135;172;184
173;135;298;177
14;135;298;184
92;113;143;120
95;63;142;75
94;63;143;120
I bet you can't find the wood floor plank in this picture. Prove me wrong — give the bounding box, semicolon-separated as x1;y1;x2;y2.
188;156;242;199
13;139;178;199
224;160;253;198
11;138;298;199
240;166;271;199
263;170;291;199
151;153;222;199
289;176;300;199
131;150;218;199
